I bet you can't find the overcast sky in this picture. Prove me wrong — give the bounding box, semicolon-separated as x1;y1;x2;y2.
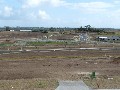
0;0;120;28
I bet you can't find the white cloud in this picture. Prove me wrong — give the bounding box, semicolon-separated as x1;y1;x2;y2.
71;2;114;13
50;0;66;7
3;6;13;17
22;1;113;13
38;10;51;20
22;0;44;8
77;2;113;9
1;0;120;28
22;0;67;8
23;11;51;21
110;9;120;18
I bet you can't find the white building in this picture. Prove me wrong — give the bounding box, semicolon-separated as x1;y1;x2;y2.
20;30;32;32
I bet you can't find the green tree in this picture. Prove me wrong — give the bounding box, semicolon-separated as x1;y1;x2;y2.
85;25;91;32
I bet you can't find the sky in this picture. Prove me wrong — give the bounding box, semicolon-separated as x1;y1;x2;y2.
0;0;120;28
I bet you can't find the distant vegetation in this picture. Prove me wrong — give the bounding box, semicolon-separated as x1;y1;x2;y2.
77;26;105;33
0;25;119;33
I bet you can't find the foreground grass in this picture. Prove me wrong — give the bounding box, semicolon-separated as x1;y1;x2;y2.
84;76;120;89
0;76;120;90
0;78;58;90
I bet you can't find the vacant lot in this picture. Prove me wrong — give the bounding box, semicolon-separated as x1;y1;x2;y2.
0;31;120;90
0;48;120;89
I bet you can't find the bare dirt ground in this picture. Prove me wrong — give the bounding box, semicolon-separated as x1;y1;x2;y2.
0;55;120;80
0;49;120;89
0;31;120;90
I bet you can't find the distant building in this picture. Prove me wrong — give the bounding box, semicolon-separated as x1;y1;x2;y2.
97;36;120;42
10;30;15;31
20;30;32;32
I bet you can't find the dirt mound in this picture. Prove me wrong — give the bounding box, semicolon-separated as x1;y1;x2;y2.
111;57;120;64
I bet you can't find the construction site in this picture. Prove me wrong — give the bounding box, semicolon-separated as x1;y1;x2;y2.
0;31;120;90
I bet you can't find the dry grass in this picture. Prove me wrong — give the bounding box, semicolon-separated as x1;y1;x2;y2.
110;57;120;64
0;78;58;90
0;76;120;90
84;76;120;89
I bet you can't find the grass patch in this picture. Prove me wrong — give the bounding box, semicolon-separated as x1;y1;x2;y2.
0;43;13;46
0;79;58;90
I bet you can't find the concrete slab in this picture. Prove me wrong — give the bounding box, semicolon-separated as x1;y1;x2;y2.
55;81;92;90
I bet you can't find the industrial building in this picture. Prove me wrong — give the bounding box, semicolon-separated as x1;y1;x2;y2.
97;36;120;42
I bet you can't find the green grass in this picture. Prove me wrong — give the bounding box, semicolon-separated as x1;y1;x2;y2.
115;32;120;36
0;43;13;46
